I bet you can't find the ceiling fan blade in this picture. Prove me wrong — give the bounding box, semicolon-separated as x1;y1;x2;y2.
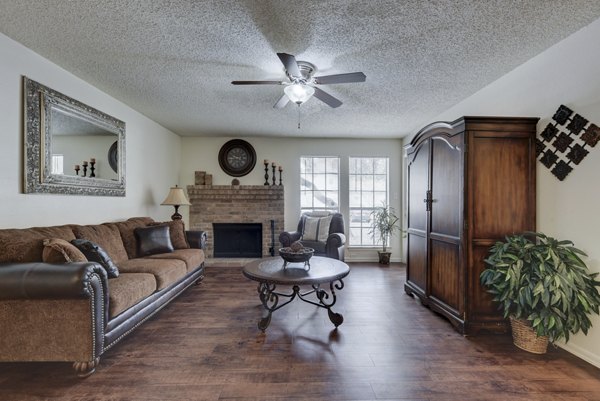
231;80;284;85
276;53;301;78
312;87;343;108
273;93;290;109
313;72;366;85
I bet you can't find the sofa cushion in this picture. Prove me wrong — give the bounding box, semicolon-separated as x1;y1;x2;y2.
147;249;205;273
117;258;186;290
42;238;87;263
71;239;120;278
302;215;333;242
148;220;190;249
0;225;76;263
73;224;129;264
134;225;174;257
108;273;156;318
113;217;155;259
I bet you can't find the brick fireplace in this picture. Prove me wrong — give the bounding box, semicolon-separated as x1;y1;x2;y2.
187;183;284;258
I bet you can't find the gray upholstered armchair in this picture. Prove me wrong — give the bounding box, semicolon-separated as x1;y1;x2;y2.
279;212;346;261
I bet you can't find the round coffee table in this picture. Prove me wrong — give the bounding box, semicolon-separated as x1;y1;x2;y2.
243;256;350;331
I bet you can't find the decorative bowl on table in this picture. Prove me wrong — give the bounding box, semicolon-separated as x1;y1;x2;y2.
279;247;314;269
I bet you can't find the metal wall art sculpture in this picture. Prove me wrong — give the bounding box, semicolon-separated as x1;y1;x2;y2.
537;105;600;181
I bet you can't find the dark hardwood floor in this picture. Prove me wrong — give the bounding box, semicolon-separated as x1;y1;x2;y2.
2;263;600;400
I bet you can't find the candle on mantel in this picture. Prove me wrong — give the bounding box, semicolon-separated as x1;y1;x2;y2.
272;162;276;167
82;161;88;166
278;166;283;171
90;158;96;163
264;159;268;164
74;164;80;169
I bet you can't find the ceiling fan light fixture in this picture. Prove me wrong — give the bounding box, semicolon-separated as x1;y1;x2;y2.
232;52;365;109
284;83;315;104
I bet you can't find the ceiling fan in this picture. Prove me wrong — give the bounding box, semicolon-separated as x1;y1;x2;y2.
232;53;366;109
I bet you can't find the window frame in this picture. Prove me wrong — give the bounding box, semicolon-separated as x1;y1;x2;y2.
51;154;64;175
348;156;390;247
299;156;340;214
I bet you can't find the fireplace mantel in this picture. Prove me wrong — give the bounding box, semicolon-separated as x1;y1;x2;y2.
187;184;284;258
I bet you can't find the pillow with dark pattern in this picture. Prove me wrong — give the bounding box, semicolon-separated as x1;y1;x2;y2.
71;239;119;278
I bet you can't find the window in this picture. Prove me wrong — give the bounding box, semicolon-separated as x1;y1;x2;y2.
51;154;64;175
349;157;389;246
300;156;339;213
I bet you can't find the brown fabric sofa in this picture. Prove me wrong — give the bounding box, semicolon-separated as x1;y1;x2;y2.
0;217;206;376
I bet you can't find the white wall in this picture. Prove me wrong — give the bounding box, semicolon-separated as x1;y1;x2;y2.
0;32;181;227
417;19;600;366
179;136;404;262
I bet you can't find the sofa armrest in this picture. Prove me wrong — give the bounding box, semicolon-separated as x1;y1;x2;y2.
0;262;107;300
186;230;207;250
325;233;346;261
0;262;108;372
279;231;302;247
326;232;346;250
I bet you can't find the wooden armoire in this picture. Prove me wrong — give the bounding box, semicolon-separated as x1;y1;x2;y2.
404;116;538;334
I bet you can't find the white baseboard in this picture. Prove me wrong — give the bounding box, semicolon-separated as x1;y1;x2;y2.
557;342;600;368
344;247;404;264
344;256;403;263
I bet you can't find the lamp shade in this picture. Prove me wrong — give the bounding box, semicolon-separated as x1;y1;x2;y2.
284;83;315;104
161;185;191;206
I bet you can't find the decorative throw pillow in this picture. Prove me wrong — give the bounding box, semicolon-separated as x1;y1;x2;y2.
71;239;120;278
42;238;87;263
148;220;189;249
302;215;333;242
114;217;156;259
72;224;129;264
134;225;174;257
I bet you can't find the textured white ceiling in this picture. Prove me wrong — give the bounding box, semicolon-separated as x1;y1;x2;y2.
2;1;600;138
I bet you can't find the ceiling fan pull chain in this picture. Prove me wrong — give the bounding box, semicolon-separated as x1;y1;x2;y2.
297;103;301;130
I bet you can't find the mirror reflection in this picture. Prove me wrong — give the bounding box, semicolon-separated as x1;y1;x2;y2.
50;106;118;180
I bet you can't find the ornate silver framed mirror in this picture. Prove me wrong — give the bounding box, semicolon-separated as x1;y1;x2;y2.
23;77;126;196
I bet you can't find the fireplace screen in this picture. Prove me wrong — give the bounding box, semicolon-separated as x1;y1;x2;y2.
212;223;262;258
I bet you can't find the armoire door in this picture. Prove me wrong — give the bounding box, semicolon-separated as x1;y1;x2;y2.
405;140;429;297
428;136;463;317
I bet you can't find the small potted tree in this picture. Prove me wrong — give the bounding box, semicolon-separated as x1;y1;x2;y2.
369;204;400;265
480;232;600;353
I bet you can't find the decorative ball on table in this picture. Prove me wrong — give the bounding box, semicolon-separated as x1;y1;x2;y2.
290;240;303;252
279;241;314;270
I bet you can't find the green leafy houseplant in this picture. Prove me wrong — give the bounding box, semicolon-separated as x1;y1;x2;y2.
480;232;600;344
369;204;400;257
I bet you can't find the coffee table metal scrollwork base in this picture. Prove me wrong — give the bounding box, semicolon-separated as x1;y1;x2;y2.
243;256;350;332
257;280;345;331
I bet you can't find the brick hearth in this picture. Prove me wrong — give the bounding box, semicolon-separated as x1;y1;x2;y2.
187;184;284;258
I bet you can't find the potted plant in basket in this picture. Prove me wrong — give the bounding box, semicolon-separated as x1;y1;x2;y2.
480;232;600;354
369;203;400;265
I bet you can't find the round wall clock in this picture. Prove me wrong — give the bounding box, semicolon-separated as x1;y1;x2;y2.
108;141;118;173
218;139;257;177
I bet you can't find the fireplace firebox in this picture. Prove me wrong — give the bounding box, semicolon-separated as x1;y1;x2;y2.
213;223;262;258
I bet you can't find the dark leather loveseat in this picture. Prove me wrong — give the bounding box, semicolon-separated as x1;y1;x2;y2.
0;217;206;376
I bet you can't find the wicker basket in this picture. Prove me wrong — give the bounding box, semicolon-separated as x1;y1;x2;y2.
509;316;549;354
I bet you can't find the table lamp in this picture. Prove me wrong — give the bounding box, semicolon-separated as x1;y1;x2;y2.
161;185;191;220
